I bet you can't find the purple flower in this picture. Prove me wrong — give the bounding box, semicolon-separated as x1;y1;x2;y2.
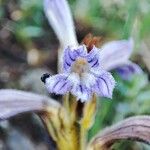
42;45;115;102
100;38;142;79
116;61;142;80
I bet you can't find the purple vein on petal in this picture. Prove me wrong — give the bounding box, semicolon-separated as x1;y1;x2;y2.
91;59;99;68
99;77;110;96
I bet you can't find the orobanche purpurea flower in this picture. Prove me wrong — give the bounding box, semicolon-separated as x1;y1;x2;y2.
0;0;149;150
42;45;115;102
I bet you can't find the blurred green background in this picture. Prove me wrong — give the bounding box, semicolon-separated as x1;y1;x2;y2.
0;0;150;149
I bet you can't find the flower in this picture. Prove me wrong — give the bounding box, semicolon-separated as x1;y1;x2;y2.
43;0;142;80
99;38;142;80
116;61;142;80
43;0;78;47
42;45;115;102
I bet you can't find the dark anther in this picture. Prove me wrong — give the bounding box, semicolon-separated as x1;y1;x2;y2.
41;73;50;83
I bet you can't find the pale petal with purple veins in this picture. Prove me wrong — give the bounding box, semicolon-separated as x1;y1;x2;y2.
73;45;87;57
63;47;77;72
67;72;80;85
44;0;78;47
71;84;91;102
45;74;72;94
86;46;100;69
81;73;97;89
116;61;142;80
93;71;115;98
63;45;87;72
68;73;92;101
100;38;133;70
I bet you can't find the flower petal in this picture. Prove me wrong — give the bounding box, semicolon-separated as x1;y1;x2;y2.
93;71;115;98
81;73;97;89
116;61;143;80
67;72;92;102
63;45;87;72
100;38;133;70
71;84;92;102
74;45;87;57
86;46;100;69
45;74;72;94
44;0;78;47
67;72;80;85
63;47;77;72
70;73;97;102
